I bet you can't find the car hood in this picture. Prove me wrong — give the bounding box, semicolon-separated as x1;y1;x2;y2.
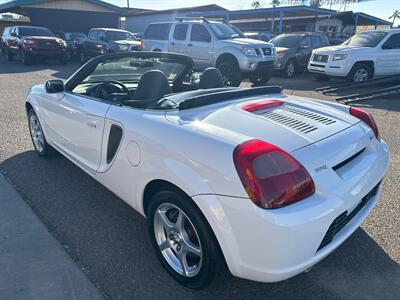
314;44;374;54
219;38;273;47
112;40;141;46
24;36;58;41
165;95;358;153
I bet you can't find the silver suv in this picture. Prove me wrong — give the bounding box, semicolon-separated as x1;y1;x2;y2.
142;18;276;86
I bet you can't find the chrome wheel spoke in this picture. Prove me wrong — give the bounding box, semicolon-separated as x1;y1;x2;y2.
174;210;185;232
177;251;190;277
183;240;201;257
157;209;175;232
159;240;169;251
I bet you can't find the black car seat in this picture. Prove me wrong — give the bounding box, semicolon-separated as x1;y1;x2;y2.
132;70;172;101
198;68;225;89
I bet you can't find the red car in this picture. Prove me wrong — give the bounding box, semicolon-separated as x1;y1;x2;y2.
5;26;67;65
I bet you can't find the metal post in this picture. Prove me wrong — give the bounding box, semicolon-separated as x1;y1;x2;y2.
279;10;283;33
127;0;130;8
271;13;274;33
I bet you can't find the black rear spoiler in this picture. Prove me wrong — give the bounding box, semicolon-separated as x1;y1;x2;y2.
178;86;283;110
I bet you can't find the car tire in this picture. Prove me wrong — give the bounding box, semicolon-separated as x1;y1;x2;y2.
283;59;296;78
147;189;227;289
217;60;242;87
20;49;32;65
28;109;52;157
347;63;372;82
313;74;330;82
5;48;14;61
79;49;87;64
249;69;272;86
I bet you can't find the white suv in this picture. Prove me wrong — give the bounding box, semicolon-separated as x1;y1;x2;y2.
308;29;400;82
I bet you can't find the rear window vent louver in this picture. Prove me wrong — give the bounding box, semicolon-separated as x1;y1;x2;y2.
282;106;336;125
261;111;319;134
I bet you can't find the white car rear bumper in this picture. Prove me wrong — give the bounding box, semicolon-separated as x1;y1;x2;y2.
192;140;389;283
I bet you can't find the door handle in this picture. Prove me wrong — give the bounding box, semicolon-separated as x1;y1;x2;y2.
187;43;193;47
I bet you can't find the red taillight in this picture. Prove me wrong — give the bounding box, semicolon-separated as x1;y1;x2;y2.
242;99;284;112
233;139;315;209
350;107;379;139
140;39;144;50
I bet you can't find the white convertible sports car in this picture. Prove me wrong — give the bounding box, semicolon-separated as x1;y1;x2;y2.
26;52;390;289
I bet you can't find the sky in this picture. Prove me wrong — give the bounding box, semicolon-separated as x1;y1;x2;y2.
0;0;398;25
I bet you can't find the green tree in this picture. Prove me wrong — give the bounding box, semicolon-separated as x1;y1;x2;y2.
271;0;280;8
389;10;400;28
251;1;261;9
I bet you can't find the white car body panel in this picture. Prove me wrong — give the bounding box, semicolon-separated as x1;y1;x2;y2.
26;81;390;283
308;29;400;78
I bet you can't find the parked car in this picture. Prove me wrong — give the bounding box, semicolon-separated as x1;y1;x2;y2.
244;31;276;42
142;18;276;86
132;32;143;41
4;26;67;65
54;31;87;61
326;32;351;46
77;28;142;63
309;29;400;82
270;32;330;78
1;26;12;55
25;51;389;289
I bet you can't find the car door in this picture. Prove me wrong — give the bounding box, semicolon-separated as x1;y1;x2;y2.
188;24;213;69
375;33;400;76
169;23;189;55
40;91;111;173
296;36;311;68
86;29;99;58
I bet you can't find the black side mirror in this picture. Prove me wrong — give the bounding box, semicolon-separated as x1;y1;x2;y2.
45;79;64;93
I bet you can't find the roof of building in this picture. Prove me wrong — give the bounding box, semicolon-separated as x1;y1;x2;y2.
125;4;227;17
0;0;124;13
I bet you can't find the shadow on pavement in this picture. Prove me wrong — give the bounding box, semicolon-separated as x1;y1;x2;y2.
1;151;399;300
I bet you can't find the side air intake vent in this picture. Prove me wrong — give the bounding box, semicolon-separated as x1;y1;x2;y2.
107;125;123;164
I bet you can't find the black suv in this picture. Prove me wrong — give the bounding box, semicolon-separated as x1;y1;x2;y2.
77;28;141;63
5;26;67;65
54;31;87;60
270;33;329;78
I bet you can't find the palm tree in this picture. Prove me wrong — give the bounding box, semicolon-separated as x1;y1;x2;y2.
389;10;400;28
251;1;261;9
271;0;280;8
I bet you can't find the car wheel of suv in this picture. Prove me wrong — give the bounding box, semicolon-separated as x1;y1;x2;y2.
147;189;227;289
28;109;52;157
284;59;296;78
217;60;242;87
79;49;87;64
348;63;372;82
5;48;14;61
249;70;272;86
20;49;32;65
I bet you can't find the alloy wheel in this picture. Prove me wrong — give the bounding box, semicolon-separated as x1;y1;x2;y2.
353;68;369;82
29;114;45;152
286;62;295;77
153;203;202;278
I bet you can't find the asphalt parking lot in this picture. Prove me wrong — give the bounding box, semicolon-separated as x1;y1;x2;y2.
0;55;399;300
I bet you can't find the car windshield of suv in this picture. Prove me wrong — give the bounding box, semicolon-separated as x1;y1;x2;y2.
106;31;137;41
209;22;244;39
19;27;53;37
343;31;387;47
270;35;301;48
65;32;87;40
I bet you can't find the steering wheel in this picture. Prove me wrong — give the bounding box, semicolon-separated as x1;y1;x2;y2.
93;80;129;99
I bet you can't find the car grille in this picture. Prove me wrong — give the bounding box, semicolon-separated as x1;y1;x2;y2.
282;106;336;125
261;111;319;134
317;182;381;251
255;47;273;57
313;54;329;63
37;40;59;49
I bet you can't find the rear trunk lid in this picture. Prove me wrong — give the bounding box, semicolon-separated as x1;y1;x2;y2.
165;95;358;153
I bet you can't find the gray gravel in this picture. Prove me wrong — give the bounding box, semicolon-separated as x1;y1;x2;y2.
0;55;399;299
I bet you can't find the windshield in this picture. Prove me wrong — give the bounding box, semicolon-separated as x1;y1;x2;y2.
79;56;186;85
209;22;244;40
106;31;137;41
343;31;387;47
270;35;301;48
19;27;53;37
65;32;87;40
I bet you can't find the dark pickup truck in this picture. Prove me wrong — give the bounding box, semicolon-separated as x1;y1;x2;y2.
77;28;142;63
5;26;68;65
